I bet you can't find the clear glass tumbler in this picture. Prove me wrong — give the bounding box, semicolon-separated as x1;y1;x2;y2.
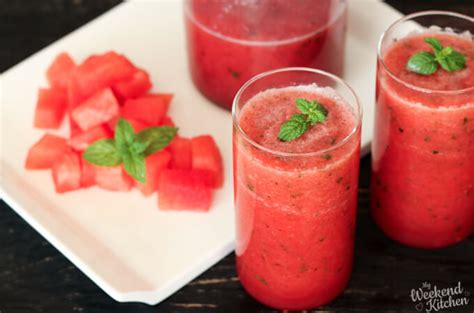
371;11;474;248
232;68;362;310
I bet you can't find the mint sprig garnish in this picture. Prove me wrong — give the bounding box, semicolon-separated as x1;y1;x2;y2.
406;37;466;75
83;139;121;166
296;98;328;125
136;127;177;156
278;98;328;142
84;118;177;183
406;52;438;75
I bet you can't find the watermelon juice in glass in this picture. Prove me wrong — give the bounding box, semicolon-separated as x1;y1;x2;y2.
232;68;362;310
372;11;474;248
184;0;347;110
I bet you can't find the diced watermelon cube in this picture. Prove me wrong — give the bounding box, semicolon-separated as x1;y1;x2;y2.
74;51;135;98
107;116;149;133
122;94;171;125
69;125;111;151
25;134;69;169
52;150;82;193
66;77;85;136
95;165;133;191
34;88;67;129
135;150;171;196
106;115;120;132
128;118;150;133
47;52;76;90
69;118;82;137
71;88;119;131
67;75;86;110
160;116;175;127
112;68;151;101
80;157;96;188
158;169;214;211
168;136;192;170
145;93;173;105
191;135;223;188
191;169;218;188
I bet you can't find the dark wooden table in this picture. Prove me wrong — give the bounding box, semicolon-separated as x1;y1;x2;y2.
1;1;473;312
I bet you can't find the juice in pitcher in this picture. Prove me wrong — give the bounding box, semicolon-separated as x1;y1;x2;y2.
185;0;347;109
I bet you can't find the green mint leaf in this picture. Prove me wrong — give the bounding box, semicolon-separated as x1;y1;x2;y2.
407;37;467;75
136;126;178;156
439;50;466;72
278;98;330;142
278;114;309;142
406;51;438;75
122;152;146;183
129;140;149;156
295;98;328;125
83;139;121;166
295;98;314;114
307;102;328;125
439;46;453;58
424;37;443;53
115;118;136;154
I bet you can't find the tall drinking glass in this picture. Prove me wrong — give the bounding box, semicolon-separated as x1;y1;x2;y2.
185;0;347;110
372;11;474;248
232;68;362;310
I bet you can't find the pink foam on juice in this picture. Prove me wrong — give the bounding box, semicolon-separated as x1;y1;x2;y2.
240;85;356;154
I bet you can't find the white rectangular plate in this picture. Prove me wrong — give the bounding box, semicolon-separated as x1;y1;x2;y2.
0;0;402;305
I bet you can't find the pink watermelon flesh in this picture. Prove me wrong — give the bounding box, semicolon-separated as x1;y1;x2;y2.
80;157;96;188
95;165;133;191
145;93;173;105
122;94;171;125
160;116;175;127
191;135;223;188
107;116;149;133
34;88;67;129
52;150;82;193
46;52;76;90
135;150;171;196
112;68;152;101
71;88;119;131
69;125;111;151
158;169;214;212
73;51;135;99
25;134;69;169
168;136;192;170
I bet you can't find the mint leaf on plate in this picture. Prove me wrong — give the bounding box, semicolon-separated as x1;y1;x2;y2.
84;139;122;166
136;126;178;156
82;119;177;183
122;151;146;183
115;118;136;154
